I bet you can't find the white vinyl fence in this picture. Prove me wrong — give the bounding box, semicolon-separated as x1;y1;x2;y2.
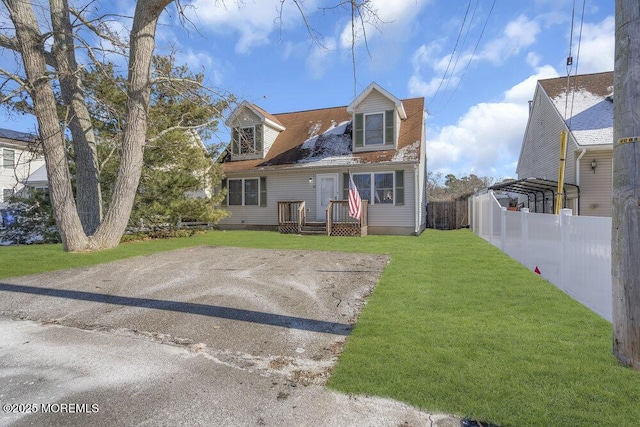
470;191;612;322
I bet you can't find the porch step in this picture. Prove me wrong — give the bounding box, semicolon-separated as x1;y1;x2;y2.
300;222;327;235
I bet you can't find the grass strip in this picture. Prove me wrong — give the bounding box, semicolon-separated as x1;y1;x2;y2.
0;229;638;426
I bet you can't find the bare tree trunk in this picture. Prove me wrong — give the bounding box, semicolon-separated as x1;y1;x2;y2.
88;0;172;250
612;0;640;370
5;0;89;251
50;0;102;235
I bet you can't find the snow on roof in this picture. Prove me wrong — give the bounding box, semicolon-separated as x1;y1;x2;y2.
550;89;613;146
222;97;425;173
392;140;421;162
540;72;614;147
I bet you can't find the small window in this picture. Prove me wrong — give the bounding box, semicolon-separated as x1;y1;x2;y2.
227;178;261;206
3;149;15;169
2;188;14;202
364;113;384;145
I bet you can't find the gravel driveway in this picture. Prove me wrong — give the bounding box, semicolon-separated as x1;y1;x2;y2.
0;246;458;426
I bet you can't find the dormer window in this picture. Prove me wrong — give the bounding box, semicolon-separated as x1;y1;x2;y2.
239;126;256;154
354;110;395;148
364;113;384;145
231;124;263;156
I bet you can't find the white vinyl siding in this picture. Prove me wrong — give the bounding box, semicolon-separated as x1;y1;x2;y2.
219;167;417;231
263;124;280;154
517;87;577;184
353;90;399;151
579;151;612;217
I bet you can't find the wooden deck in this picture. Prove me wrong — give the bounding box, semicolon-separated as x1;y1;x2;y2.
277;200;368;236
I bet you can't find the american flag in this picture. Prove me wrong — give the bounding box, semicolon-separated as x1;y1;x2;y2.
348;173;362;220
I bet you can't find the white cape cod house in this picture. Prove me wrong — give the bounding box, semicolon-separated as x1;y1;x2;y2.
218;83;427;235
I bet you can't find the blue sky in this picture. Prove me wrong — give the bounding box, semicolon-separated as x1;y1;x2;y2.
1;0;615;181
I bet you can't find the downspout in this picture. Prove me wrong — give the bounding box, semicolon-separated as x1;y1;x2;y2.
554;131;568;215
575;148;586;215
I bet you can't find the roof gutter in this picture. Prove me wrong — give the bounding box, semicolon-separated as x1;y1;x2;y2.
223;160;422;176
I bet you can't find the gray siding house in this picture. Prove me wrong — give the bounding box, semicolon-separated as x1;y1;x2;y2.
516;71;613;217
218;83;427;235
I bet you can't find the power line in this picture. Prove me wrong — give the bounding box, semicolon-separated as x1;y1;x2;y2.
434;0;497;114
567;0;587;129
426;0;473;109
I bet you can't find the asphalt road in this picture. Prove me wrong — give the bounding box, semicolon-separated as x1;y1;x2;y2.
0;246;459;426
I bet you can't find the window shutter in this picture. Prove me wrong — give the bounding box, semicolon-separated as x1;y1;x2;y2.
354;113;364;148
231;129;239;155
395;170;404;206
342;173;349;199
259;176;267;207
255;125;263;153
221;178;228;206
385;110;395;145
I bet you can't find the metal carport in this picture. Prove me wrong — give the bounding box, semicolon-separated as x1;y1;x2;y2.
488;178;580;214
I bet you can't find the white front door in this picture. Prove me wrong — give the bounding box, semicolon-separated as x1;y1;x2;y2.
316;173;338;221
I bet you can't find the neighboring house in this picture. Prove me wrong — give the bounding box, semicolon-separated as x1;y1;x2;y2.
515;71;613;217
0;128;46;208
218;82;427;235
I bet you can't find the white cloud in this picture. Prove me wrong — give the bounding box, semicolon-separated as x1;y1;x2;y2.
306;37;337;79
186;0;321;54
479;15;541;64
339;0;431;49
409;14;542;99
409;75;459;98
572;16;614;73
426;68;559;178
503;65;558;103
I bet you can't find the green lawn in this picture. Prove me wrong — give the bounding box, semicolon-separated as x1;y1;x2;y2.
1;230;638;426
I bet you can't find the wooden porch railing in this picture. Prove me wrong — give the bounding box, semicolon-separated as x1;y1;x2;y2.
326;200;368;236
278;201;305;234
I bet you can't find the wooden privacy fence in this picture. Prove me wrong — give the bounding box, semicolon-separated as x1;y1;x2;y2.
427;199;469;230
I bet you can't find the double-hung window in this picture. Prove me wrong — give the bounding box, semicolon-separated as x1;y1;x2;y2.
364;113;384;145
2;149;15;169
227;178;266;206
351;172;395;205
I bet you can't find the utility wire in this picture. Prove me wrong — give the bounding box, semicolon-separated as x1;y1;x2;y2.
426;0;472;109
567;0;587;130
440;0;479;96
434;0;497;114
564;0;577;120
